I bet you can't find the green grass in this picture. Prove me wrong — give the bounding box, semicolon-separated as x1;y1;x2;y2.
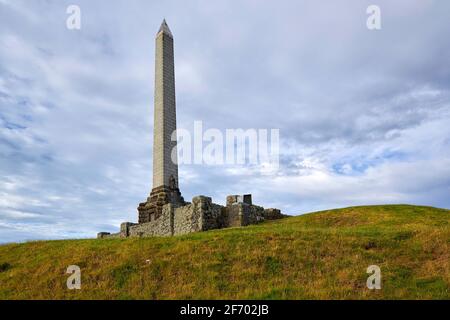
0;204;448;300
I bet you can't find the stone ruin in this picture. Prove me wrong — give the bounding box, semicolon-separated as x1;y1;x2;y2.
98;20;285;239
98;194;284;239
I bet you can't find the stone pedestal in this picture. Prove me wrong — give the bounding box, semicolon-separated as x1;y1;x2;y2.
138;185;184;223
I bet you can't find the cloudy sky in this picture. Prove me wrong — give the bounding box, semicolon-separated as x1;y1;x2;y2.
0;0;449;243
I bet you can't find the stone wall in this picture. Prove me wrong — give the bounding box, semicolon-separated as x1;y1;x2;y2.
173;202;199;235
264;208;283;220
242;203;266;225
173;196;223;235
201;198;224;231
223;203;266;227
129;204;174;237
223;204;241;227
98;194;285;239
97;232;120;239
101;196;226;238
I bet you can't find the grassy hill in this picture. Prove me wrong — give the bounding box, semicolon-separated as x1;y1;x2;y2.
0;204;448;300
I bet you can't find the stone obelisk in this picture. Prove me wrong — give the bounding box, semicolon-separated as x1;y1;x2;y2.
138;20;184;223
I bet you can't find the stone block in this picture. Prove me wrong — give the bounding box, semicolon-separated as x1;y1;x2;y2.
97;232;110;239
243;194;252;205
226;195;239;206
120;222;137;238
264;208;283;220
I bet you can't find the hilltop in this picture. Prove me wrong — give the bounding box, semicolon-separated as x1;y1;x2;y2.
0;204;448;299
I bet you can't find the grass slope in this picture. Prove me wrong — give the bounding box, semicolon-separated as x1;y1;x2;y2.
0;204;449;300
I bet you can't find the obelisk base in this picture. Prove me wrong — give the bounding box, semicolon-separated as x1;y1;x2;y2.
138;186;185;223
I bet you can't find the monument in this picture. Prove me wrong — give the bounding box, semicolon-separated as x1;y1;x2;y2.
98;20;284;239
137;19;185;224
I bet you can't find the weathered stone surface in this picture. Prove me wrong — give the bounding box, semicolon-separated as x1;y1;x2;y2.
243;194;252;205
153;19;179;189
120;222;137;238
137;18;185;224
227;194;252;206
264;208;284;220
101;194;286;239
131;197;224;237
97;232;110;239
130;204;174;237
98;232;121;239
226;195;239;206
223;203;242;227
223;202;265;227
138;185;184;223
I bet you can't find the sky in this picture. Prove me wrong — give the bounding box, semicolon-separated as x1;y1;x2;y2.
0;0;449;243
